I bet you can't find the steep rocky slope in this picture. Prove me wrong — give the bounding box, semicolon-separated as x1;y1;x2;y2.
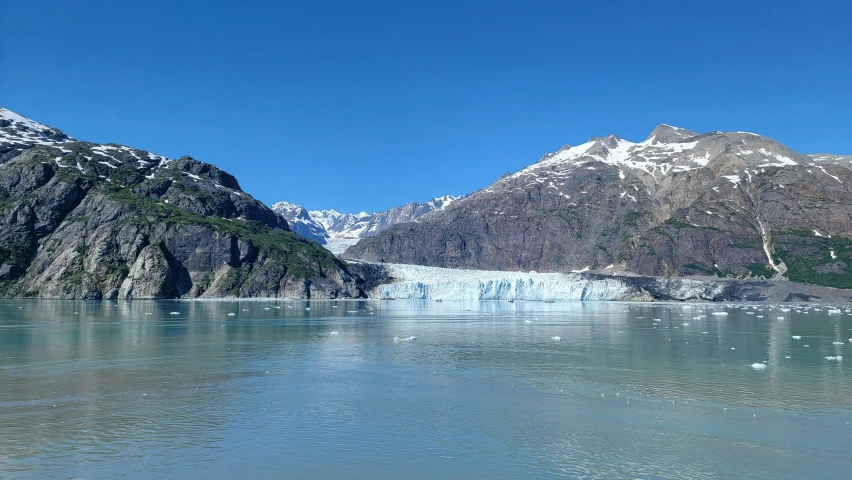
343;125;852;289
271;195;460;254
0;107;369;299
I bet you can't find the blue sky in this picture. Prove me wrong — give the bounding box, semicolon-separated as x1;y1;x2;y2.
1;0;850;212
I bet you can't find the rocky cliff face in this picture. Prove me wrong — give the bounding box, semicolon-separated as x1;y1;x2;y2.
0;107;370;299
271;195;461;254
343;125;852;289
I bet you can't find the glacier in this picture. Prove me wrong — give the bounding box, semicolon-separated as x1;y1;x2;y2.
368;263;636;301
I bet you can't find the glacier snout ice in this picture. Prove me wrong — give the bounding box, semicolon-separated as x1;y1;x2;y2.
369;263;634;301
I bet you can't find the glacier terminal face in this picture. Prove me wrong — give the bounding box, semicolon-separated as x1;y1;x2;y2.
369;263;634;301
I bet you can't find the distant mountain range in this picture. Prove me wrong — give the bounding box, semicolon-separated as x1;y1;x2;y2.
271;195;461;254
342;124;852;289
0;107;377;299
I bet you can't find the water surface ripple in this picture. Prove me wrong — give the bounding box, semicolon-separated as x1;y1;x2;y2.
0;300;850;479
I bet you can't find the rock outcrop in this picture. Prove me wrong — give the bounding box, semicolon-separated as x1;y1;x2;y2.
0;107;371;299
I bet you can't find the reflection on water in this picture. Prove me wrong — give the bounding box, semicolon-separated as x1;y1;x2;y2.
0;299;850;479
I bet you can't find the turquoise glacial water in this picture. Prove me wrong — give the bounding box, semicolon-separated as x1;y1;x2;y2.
0;299;850;479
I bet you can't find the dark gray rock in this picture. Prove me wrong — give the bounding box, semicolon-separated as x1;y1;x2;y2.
0;107;368;299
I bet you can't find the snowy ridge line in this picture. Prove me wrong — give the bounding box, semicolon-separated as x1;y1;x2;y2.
271;195;463;254
1;106;172;164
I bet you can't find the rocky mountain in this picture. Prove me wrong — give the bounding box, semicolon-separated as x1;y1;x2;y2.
271;195;460;254
343;125;852;289
0;106;375;299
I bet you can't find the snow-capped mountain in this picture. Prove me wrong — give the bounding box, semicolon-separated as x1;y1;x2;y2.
271;195;462;254
344;124;852;290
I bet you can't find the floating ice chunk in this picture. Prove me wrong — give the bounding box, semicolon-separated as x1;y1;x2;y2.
524;320;533;324
785;356;791;359
305;308;310;311
701;331;708;334
227;313;236;316
682;323;690;326
832;341;844;345
169;312;179;315
551;336;562;341
751;363;767;370
803;345;810;348
329;331;339;335
777;317;785;320
828;309;841;314
393;336;417;343
711;312;729;316
730;347;736;350
653;318;662;322
792;336;801;340
824;356;843;361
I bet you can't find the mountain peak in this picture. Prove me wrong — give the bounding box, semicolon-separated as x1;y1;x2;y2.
0;107;74;146
587;134;620;149
645;124;698;143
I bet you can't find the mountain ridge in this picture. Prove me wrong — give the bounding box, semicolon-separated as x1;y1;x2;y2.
343;124;852;289
271;194;462;254
0;106;371;299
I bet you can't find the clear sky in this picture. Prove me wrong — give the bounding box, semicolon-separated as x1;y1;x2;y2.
1;0;850;212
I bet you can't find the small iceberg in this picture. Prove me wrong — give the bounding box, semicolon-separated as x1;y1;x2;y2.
751;363;767;370
524;320;533;324
711;312;729;316
682;323;690;326
792;336;801;340
551;336;562;341
832;341;844;345
227;313;236;316
825;356;843;361
394;336;417;343
329;331;339;335
169;312;180;315
828;309;842;315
